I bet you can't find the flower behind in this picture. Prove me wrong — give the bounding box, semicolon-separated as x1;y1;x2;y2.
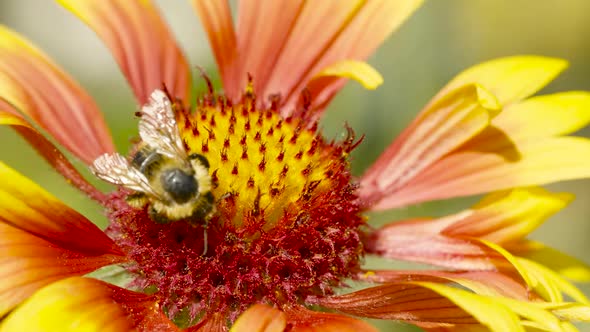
0;1;589;332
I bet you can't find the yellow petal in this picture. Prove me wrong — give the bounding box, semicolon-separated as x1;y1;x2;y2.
463;92;590;152
59;0;192;104
488;297;563;332
0;25;114;164
231;304;286;332
481;240;588;304
314;60;383;90
435;56;567;106
517;258;589;304
414;282;524;332
517;242;590;283
0;277;178;332
548;303;590;322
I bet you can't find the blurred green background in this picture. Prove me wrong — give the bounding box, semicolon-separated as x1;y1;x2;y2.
1;1;590;331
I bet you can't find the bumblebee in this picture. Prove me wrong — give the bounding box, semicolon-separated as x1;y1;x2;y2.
91;89;214;227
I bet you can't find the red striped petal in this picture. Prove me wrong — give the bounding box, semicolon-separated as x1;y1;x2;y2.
59;0;192;104
0;103;105;201
359;270;533;301
1;277;178;332
364;217;508;270
0;26;114;165
315;283;478;325
0;164;125;316
191;0;237;99
194;0;422;116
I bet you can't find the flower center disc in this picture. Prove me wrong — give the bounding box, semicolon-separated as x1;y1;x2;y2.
106;93;365;322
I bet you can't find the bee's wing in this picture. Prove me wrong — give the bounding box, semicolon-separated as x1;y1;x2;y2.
138;89;187;160
90;153;161;198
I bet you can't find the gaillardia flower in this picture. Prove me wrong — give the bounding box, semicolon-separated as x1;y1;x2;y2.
1;1;590;331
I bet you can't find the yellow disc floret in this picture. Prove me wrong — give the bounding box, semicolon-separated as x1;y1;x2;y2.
179;96;339;229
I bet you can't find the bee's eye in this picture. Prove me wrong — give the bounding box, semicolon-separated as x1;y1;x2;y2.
161;169;198;203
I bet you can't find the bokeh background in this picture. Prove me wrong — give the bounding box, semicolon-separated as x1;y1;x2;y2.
1;1;590;331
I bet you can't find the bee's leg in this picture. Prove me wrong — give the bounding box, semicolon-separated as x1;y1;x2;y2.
201;220;209;256
148;206;170;224
126;192;148;208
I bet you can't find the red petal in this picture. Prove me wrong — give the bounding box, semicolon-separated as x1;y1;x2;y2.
0;103;105;201
59;0;192;104
0;26;114;165
191;0;238;99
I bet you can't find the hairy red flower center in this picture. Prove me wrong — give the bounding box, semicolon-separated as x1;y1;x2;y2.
105;92;365;324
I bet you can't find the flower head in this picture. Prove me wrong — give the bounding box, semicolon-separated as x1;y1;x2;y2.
1;1;590;332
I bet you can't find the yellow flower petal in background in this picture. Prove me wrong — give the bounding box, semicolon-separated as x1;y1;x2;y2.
230;304;286;332
0;25;114;165
0;277;179;332
58;0;192;104
435;56;568;106
314;60;384;90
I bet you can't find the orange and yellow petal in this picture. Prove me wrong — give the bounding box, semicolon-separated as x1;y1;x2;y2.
0;104;105;200
366;187;569;270
0;25;114;165
0;163;125;316
285;306;378;332
230;304;286;332
359;270;533;301
0;277;178;332
195;0;422;115
318;281;590;331
360;57;590;209
512;241;590;283
360;83;498;209
59;0;192;104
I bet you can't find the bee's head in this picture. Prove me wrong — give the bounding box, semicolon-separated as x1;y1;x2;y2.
160;168;198;203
